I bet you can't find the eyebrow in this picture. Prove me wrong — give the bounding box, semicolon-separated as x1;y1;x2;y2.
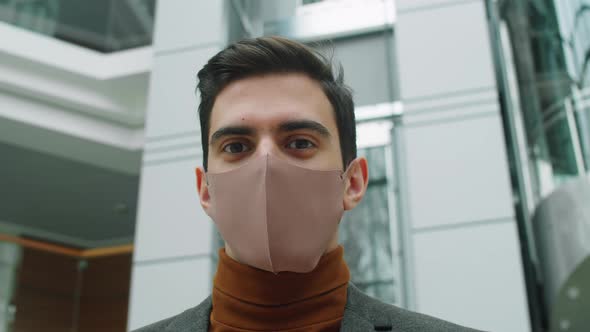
210;126;255;146
278;120;331;138
209;120;331;146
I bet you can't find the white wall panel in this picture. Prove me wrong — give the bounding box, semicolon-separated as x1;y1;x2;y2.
396;0;495;99
134;158;212;262
144;46;220;138
413;221;530;332
405;114;513;229
129;1;228;329
396;0;478;12
153;0;225;52
127;257;211;330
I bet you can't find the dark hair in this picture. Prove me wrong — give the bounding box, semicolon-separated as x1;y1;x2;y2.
196;36;356;171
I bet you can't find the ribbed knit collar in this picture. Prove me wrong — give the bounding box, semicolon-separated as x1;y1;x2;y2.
210;245;350;331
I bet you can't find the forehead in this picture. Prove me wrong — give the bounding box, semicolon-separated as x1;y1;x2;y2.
209;73;336;133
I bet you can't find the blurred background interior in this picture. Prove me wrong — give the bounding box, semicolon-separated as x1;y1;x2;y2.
0;0;589;331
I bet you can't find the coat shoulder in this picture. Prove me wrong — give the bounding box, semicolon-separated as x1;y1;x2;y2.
132;297;212;332
345;284;485;332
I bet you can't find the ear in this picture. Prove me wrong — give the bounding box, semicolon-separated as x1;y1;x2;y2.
343;157;369;211
195;166;211;214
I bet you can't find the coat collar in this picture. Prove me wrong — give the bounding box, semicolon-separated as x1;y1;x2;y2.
169;283;389;332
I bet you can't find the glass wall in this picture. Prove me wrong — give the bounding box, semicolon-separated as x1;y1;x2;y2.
338;146;397;304
487;0;590;330
0;0;156;52
0;238;132;332
496;0;590;200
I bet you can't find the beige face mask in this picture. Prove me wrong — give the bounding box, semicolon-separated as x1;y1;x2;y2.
205;154;348;273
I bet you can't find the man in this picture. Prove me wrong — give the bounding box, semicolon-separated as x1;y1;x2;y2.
136;36;481;332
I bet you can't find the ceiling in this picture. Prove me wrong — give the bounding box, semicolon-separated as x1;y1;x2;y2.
0;141;139;248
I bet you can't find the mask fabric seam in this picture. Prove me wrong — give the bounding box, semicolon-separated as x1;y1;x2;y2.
263;155;274;272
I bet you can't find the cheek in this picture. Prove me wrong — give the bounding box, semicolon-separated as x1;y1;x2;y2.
326;141;344;169
205;156;225;173
310;146;344;170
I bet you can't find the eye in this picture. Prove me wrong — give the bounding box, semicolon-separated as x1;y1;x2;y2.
286;139;316;150
222;142;251;154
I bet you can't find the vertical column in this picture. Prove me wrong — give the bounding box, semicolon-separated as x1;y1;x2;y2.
395;1;530;331
127;1;229;329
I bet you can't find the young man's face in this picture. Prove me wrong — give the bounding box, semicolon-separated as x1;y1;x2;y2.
207;73;343;173
196;73;368;259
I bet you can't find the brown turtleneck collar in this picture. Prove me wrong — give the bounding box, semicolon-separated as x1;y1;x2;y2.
209;245;350;331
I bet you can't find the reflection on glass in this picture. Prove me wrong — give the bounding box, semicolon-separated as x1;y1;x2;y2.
0;242;20;332
0;237;132;332
489;1;590;330
500;0;590;199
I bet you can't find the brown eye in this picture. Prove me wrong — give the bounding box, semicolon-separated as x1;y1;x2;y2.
222;142;250;154
287;139;315;150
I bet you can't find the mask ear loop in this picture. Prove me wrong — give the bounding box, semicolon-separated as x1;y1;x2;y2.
339;159;356;180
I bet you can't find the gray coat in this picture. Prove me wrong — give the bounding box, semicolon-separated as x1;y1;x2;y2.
134;283;484;332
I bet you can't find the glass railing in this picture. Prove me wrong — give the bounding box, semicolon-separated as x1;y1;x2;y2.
487;1;590;330
0;235;133;332
0;0;156;52
533;86;590;194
